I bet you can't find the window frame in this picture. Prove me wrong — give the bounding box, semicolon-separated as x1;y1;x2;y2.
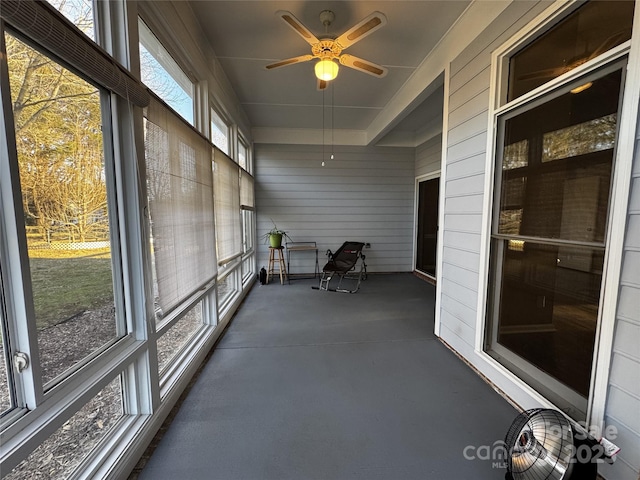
0;13;141;472
0;0;257;475
476;0;640;429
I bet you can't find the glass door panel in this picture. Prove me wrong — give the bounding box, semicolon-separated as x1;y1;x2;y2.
486;65;624;419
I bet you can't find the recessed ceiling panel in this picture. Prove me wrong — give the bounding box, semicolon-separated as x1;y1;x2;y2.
245;104;381;131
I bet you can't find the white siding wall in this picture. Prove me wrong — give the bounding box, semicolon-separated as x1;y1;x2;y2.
603;119;640;480
255;144;415;274
438;2;640;479
439;1;547;353
415;134;442;179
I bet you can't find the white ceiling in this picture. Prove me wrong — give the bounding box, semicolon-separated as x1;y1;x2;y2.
189;1;471;146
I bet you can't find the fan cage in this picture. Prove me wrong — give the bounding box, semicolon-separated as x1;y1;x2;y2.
504;408;575;480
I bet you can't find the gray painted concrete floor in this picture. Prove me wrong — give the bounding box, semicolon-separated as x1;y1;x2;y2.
136;274;516;480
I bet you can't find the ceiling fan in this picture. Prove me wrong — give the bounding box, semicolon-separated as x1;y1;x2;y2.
265;9;388;90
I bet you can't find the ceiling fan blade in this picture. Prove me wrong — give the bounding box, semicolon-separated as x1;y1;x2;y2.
335;11;387;50
265;55;314;70
317;78;328;91
339;54;387;78
276;10;320;46
587;29;632;61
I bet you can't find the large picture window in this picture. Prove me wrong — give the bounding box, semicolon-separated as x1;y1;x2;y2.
485;1;631;421
4;31;123;387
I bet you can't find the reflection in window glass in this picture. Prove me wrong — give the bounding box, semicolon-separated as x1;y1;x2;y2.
157;303;203;374
46;0;95;40
4;376;123;479
211;107;229;155
491;239;603;398
499;209;523;236
496;69;620;242
508;1;633;101
6;33;119;386
542;113;617;162
139;19;194;124
502;140;528;170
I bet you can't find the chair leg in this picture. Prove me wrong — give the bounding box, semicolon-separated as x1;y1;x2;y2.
318;272;332;291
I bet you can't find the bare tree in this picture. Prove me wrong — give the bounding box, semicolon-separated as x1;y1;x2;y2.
6;29;107;243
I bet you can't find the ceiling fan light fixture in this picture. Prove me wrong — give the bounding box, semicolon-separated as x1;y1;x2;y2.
315;59;339;81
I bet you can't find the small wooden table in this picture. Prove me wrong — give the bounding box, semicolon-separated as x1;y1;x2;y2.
286;242;319;283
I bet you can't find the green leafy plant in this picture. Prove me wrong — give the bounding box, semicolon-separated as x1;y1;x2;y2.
260;221;292;246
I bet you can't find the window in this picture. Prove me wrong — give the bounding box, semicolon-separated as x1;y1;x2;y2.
485;2;631;420
211;106;230;155
4;377;123;479
507;1;633;102
0;1;253;476
139;18;194;125
157;302;203;375
217;269;239;313
240;170;255;256
238;137;248;170
46;0;95;41
5;32;123;386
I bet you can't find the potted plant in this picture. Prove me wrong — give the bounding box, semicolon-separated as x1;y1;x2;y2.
261;222;291;248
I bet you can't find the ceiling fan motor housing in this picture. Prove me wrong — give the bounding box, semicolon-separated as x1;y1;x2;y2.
312;40;342;59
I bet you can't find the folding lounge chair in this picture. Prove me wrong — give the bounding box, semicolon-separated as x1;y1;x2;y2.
314;241;367;293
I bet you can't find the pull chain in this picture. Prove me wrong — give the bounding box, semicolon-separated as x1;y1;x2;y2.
322;87;325;166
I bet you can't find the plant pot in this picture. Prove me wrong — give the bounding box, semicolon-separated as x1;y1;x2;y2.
269;233;283;248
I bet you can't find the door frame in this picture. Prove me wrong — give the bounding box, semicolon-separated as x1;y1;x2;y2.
413;171;441;280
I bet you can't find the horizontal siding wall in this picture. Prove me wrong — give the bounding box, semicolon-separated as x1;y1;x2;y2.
603;117;640;480
439;0;548;354
415;134;442;178
439;1;640;479
255;144;415;274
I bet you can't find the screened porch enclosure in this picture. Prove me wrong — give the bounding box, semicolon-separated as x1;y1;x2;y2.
1;1;640;479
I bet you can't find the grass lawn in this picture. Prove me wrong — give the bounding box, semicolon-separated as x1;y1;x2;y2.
29;250;114;330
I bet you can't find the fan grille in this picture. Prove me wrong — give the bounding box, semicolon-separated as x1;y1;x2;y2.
504;409;574;480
